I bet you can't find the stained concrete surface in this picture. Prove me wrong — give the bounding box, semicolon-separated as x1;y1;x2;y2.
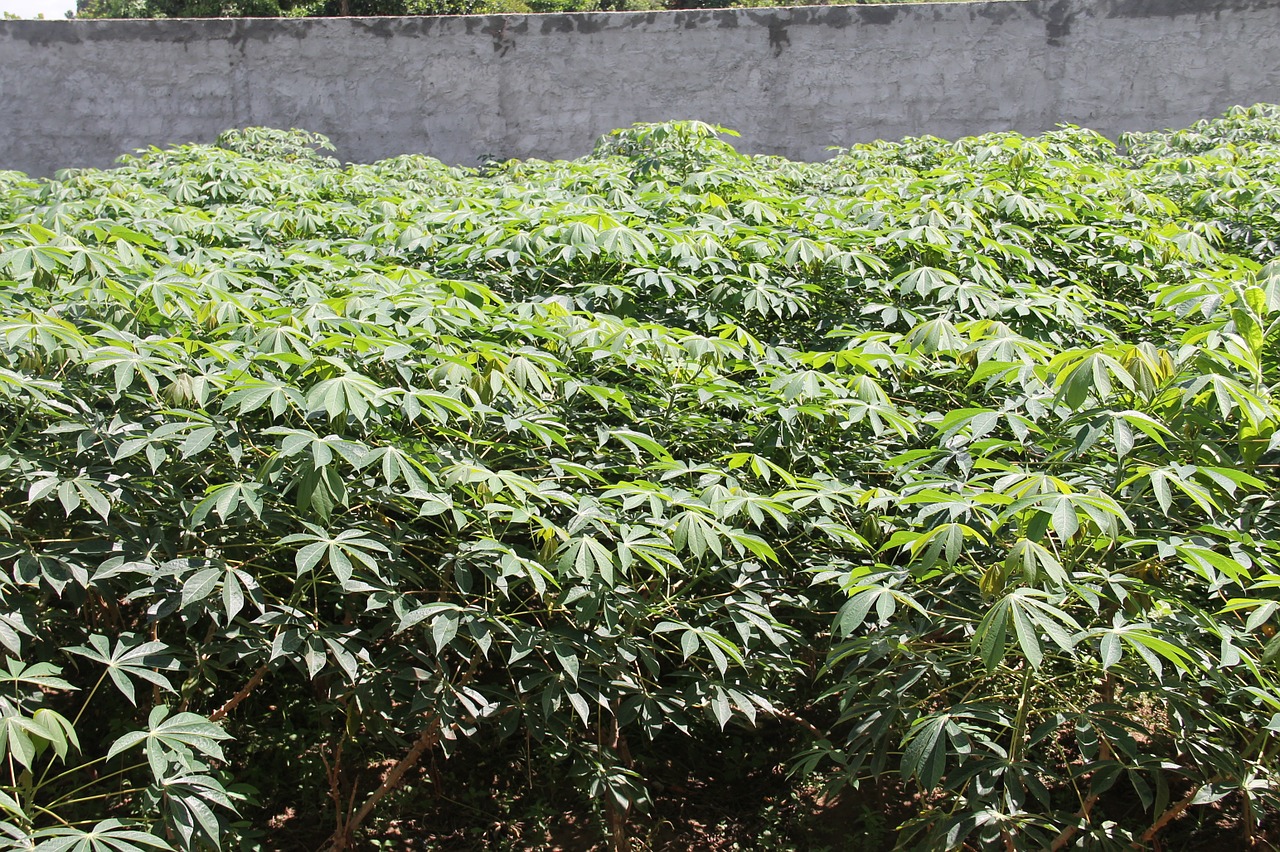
1;0;1278;175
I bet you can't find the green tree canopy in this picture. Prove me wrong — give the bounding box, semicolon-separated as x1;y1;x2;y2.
74;0;937;20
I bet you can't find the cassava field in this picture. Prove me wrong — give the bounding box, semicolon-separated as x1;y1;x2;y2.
5;108;1280;851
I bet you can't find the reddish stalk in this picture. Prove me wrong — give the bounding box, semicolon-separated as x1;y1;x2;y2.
1134;786;1201;848
209;663;269;722
323;718;443;851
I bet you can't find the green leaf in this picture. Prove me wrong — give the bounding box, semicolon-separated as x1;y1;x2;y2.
106;706;230;774
31;819;173;852
66;635;176;706
181;568;221;608
901;715;950;790
432;611;461;654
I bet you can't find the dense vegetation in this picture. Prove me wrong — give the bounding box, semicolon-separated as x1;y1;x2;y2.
4;107;1280;850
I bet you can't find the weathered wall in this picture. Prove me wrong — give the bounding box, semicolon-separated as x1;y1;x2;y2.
1;0;1279;175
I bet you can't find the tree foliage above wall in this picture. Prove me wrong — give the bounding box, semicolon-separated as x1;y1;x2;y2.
5;108;1280;848
73;0;943;21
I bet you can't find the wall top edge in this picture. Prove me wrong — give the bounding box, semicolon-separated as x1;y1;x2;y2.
2;0;1277;38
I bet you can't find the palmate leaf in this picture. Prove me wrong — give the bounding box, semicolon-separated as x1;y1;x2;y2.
30;819;172;852
973;588;1081;671
904;317;966;355
1122;464;1220;517
176;561;262;622
893;264;961;298
222;376;305;419
671;510;726;562
1003;538;1068;586
0;818;35;851
29;709;79;764
999;490;1130;542
0;658;76;692
1176;544;1253;584
0;243;71;281
294;466;345;523
304;371;392;424
614;525;680;577
653;621;745;676
1050;350;1136;408
0;368;59;405
900;714;962;791
27;474;112;522
107;706;230;781
831;569;928;634
65;635;176;706
604;428;674;463
160;773;238;850
1090;615;1197;679
267;428;369;470
0;707;79;770
0;714;38;772
1188;371;1277;427
188;481;264;527
557;534;617;583
278;524;390;585
884;522;986;569
395;601;462;636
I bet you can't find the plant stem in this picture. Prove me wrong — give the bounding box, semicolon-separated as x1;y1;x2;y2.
1049;677;1115;851
323;717;444;852
70;670;108;729
209;662;269;721
43;787;144;808
43;762;149;807
1135;785;1201;848
1009;665;1033;764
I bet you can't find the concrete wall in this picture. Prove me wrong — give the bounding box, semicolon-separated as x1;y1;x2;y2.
1;0;1279;175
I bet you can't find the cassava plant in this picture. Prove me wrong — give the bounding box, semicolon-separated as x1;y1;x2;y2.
2;106;1280;849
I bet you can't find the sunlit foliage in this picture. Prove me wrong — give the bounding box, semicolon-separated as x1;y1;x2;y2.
4;109;1280;848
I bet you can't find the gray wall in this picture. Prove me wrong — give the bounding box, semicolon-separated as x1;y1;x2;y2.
2;0;1279;175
